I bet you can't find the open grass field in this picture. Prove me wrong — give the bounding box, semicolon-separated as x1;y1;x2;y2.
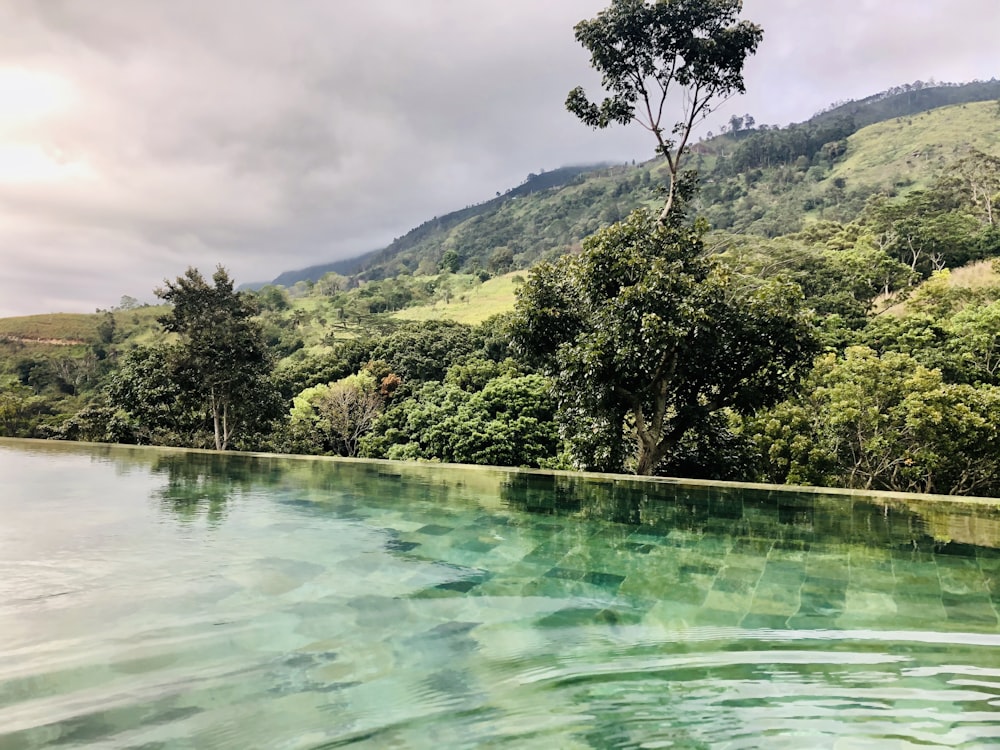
392;272;524;325
0;313;99;344
875;260;1000;316
832;100;1000;190
0;306;169;352
944;259;1000;289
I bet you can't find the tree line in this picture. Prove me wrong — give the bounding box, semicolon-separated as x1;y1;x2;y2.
4;0;1000;497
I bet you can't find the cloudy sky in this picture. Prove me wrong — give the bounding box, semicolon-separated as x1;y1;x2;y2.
0;1;997;317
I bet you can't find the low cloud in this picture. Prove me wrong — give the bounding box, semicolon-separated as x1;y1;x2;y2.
0;1;996;316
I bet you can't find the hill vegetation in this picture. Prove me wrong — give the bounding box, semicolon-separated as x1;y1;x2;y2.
263;80;1000;286
4;72;1000;496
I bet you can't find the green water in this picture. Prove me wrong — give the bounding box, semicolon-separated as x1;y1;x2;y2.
3;440;1000;749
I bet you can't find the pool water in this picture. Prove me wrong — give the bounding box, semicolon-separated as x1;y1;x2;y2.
3;439;1000;748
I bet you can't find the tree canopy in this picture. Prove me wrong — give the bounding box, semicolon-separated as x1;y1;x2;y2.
117;266;282;450
511;209;816;474
509;1;814;476
566;0;763;222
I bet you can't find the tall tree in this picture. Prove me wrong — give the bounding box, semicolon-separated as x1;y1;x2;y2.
156;266;279;450
565;0;762;223
511;210;815;475
514;1;814;476
861;190;980;276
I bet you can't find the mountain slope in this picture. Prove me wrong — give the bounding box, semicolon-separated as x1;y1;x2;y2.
262;80;1000;287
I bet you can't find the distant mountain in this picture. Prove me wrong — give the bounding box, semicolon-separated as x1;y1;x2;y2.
809;78;1000;129
262;80;1000;287
268;251;381;288
263;165;611;287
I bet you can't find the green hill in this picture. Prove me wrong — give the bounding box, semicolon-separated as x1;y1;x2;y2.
263;80;1000;286
5;85;1000;357
831;101;1000;187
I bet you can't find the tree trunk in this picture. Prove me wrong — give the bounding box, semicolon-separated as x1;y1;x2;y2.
211;388;222;451
221;400;230;451
635;434;665;476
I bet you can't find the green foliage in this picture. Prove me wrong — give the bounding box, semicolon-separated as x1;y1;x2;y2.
49;404;136;444
941;148;1000;227
946;301;1000;384
863;288;1000;387
511;209;817;475
106;344;204;446
567;0;762;133
369;320;485;385
110;267;282;451
488;247;515;275
253;284;292;312
361;367;559;468
0;381;48;437
748;347;1000;496
567;0;762;221
716;231;915;327
286;372;384;456
273;339;375;399
5;71;1000;499
439;249;461;273
860;190;982;276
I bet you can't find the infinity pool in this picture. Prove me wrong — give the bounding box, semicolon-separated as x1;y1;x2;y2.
3;438;1000;748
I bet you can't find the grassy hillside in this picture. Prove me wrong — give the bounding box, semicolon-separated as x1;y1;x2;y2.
392;273;524;325
5;91;1000;352
354;163;659;281
262;81;1000;286
698;101;1000;237
4;99;998;347
832;100;1000;189
0;313;101;344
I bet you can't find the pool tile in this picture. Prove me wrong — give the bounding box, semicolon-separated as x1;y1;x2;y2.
457;538;501;554
772;539;810;555
844;590;897;617
941;592;998;625
385;539;421;553
534;607;607;628
583;571;626;590
663;583;710;607
703;588;752;615
544;566;587;581
712;575;756;596
642;600;702;629
938;567;989;596
694;607;744;627
786;614;835;630
679;562;719;580
730;538;774;556
894;594;948;621
622;542;656;554
747;594;799;617
797;577;846;618
416;524;454;536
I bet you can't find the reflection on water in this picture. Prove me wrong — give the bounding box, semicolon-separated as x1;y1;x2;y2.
150;452;256;525
503;469;1000;553
3;438;1000;748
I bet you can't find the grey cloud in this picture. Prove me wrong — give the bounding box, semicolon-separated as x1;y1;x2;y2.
0;1;997;316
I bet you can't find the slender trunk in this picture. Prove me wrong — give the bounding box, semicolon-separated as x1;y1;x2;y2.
657;178;676;226
211;388;222;451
